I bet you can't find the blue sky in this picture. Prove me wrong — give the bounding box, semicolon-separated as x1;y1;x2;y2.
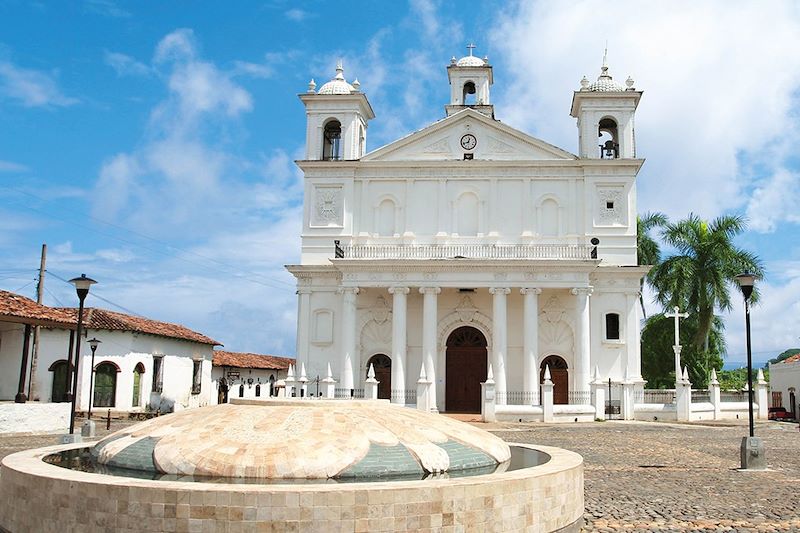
1;1;798;366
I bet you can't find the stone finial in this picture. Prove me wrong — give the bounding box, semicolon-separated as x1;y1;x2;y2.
487;364;494;381
682;366;689;382
367;363;376;380
326;362;333;380
543;364;552;383
287;364;295;379
580;75;589;89
625;75;635;89
450;56;457;65
710;368;719;385
757;368;767;384
299;363;308;382
308;78;316;93
418;363;427;382
352;78;360;90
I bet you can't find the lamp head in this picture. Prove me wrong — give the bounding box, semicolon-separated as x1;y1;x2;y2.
69;274;97;301
87;337;101;351
736;272;756;300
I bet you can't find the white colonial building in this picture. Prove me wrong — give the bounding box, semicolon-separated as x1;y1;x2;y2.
287;49;649;413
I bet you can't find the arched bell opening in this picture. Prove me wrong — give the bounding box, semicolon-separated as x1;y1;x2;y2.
462;81;476;105
323;119;342;161
598;117;619;159
540;355;569;405
366;354;391;400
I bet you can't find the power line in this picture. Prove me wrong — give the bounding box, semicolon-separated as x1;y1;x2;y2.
43;285;65;307
46;270;144;317
13;280;35;293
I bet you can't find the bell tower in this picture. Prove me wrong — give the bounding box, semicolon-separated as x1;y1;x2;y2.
570;51;641;159
299;61;375;161
445;44;494;118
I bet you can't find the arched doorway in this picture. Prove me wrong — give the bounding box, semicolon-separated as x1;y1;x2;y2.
49;360;69;403
93;362;119;408
366;354;391;400
540;355;568;405
132;363;145;407
446;326;488;413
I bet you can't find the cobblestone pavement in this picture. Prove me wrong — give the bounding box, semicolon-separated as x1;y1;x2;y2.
492;420;800;532
2;416;799;531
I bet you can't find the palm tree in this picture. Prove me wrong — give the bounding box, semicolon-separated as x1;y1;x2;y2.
649;213;764;353
636;212;668;318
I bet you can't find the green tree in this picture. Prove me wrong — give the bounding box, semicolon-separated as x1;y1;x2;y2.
768;348;800;365
641;312;726;388
649;214;764;353
636;212;668;318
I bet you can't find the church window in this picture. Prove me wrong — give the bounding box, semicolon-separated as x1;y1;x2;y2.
598;117;619;159
323;119;342;160
462;81;476;105
456;192;479;236
605;313;621;341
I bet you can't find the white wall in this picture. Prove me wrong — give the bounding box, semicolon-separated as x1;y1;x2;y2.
769;360;800;413
210;366;290;403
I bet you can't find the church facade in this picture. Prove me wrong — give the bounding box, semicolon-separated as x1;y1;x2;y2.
286;49;648;413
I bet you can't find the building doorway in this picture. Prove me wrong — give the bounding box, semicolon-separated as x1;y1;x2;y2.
49;360;69;403
540;355;568;405
366;354;391;400
93;362;118;408
445;326;488;413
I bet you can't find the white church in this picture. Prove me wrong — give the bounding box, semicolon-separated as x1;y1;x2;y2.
286;47;648;413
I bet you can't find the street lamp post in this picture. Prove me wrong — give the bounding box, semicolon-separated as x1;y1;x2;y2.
735;272;765;470
86;338;102;420
67;274;97;436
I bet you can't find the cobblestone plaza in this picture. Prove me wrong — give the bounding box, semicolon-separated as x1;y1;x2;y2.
2;417;799;531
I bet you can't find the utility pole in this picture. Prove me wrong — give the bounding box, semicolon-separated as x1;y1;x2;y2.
28;243;46;401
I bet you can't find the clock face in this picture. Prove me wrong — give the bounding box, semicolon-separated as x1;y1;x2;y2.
460;133;477;150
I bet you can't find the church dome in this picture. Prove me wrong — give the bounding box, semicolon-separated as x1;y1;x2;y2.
91;400;511;479
455;55;486;67
317;62;357;94
585;65;625;92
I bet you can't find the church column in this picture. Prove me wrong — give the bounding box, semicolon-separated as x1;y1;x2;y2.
420;287;440;410
625;291;641;378
571;287;593;393
388;286;410;405
521;288;542;399
339;287;359;392
295;287;311;370
490;287;510;404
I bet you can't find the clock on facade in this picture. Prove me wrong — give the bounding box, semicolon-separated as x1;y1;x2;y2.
460;134;477;150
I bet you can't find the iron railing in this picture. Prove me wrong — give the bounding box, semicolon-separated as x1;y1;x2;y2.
567;391;592;405
334;388;365;399
390;389;417;404
338;243;594;261
691;390;711;403
634;390;675;404
721;391;749;402
497;391;540;406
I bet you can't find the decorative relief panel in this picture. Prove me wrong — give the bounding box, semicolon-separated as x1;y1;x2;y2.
423;138;451;153
312;309;334;344
597;187;624;226
311;186;343;227
487;137;514;153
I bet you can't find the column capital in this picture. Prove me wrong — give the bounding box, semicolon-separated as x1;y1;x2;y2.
337;287;360;295
520;287;542;295
570;287;593;297
388;286;410;295
489;287;511;295
419;287;441;295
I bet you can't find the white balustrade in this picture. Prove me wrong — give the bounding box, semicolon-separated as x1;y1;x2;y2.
339;243;593;260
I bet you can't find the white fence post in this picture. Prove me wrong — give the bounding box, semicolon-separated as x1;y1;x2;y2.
591;367;605;420
756;368;768;419
676;366;692;421
709;368;721;420
542;365;554;423
364;363;379;400
481;364;496;423
416;364;431;412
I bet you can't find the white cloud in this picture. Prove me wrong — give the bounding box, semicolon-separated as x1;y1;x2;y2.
285;8;308;22
104;51;150;77
0;60;78;107
84;0;131;18
0;160;28;172
746;169;800;233
490;1;800;221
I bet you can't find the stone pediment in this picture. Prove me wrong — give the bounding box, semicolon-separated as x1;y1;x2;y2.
361;108;576;162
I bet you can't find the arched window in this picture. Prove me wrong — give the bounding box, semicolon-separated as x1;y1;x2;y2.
255;383;261;397
132;362;145;407
540;198;559;237
377;198;395;236
462;81;476;105
49;360;70;403
457;192;479;236
605;313;621;341
239;384;245;398
323;119;342;161
93;362;119;408
598;117;619;159
269;374;275;396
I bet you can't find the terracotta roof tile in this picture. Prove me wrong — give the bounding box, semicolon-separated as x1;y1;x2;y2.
55;307;221;346
213;350;294;370
0;290;75;326
782;353;800;364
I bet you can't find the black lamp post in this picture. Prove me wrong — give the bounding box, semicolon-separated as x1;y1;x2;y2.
68;274;96;435
735;272;764;469
86;338;101;420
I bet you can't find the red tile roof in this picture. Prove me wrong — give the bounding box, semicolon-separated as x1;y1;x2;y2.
213;350;294;371
56;307;221;346
781;353;800;364
0;290;75;327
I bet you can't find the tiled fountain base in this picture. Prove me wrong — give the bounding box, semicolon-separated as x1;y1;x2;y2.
0;441;582;532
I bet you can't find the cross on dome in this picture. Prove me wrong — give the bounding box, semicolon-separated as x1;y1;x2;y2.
466;43;476;56
455;43;486;67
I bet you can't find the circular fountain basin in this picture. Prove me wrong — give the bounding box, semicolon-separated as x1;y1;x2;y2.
0;400;584;532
